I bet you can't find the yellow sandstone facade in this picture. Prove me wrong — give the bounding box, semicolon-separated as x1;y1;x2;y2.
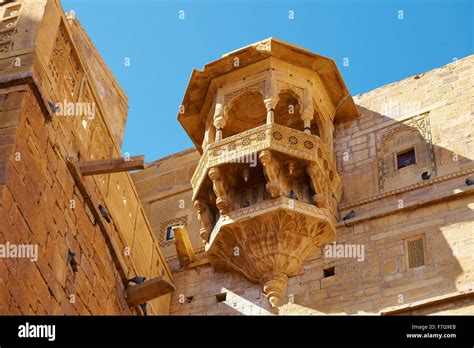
0;0;473;315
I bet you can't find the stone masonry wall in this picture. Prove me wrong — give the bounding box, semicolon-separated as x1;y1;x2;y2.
0;0;172;315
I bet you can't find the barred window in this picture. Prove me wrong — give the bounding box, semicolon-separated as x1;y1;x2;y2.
405;236;425;269
159;216;187;247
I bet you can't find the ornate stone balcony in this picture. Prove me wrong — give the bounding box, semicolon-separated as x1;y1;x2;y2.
191;123;342;307
179;38;357;309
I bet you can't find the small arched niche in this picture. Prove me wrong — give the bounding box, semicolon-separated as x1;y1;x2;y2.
380;127;433;192
274;89;303;131
222;91;266;139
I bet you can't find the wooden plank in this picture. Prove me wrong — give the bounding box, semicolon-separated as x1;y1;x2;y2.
172;225;196;268
79;155;145;176
187;258;210;269
125;276;176;307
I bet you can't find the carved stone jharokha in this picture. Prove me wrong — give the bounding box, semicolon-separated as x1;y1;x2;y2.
178;38;357;307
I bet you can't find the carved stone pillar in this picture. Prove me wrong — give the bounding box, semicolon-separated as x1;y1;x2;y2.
194;200;214;242
208;167;229;214
213;103;225;141
264;97;277;125
259;150;281;198
306;163;328;208
302;104;314;134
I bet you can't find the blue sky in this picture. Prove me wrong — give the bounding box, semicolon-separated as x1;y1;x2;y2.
61;0;473;161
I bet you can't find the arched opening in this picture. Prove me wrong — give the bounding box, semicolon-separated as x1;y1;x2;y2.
274;89;303;131
311;109;327;140
222;91;266;139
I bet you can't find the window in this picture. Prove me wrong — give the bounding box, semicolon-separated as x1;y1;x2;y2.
159;216;187;247
397;148;416;169
405;236;426;269
165;226;175;240
215;292;227;303
323;266;335;278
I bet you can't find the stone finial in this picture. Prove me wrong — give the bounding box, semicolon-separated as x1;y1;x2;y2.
261;272;288;308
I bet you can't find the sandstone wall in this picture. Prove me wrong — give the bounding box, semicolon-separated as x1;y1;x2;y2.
0;0;172;315
132;149;202;260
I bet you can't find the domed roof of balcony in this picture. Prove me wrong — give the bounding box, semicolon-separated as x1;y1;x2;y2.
177;37;358;152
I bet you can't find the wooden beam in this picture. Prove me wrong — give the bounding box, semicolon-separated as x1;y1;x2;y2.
172;225;196;268
187;258;210;269
78;156;145;176
125;276;176;307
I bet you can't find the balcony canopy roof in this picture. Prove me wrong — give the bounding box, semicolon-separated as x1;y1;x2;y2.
177;37;358;152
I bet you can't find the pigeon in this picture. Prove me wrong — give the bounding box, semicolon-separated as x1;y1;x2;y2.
139;303;147;316
48;101;60;113
128;276;146;284
67;252;78;272
342;210;356;221
242;200;250;208
289;190;298;200
466;177;474;186
98;204;111;223
421;171;431;180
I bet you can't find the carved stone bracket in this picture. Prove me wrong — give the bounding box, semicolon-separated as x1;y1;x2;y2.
208;167;229;214
193;200;214;243
306;163;329;208
259;150;282;198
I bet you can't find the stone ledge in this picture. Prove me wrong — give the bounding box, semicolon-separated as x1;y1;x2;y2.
380;288;474;315
337;184;474;227
338;166;474;210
